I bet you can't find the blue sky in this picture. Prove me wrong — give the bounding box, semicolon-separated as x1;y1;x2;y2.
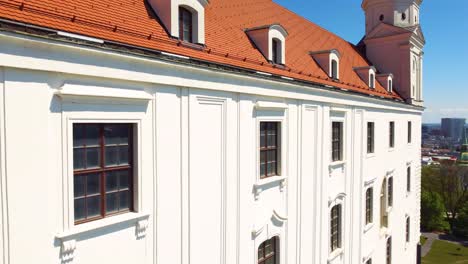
274;0;468;123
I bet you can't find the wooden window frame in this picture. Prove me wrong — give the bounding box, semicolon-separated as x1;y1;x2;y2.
332;121;343;162
179;6;193;43
366;188;373;225
258;236;279;264
73;123;134;225
389;121;395;148
259;122;281;179
330;204;342;252
367;122;375;154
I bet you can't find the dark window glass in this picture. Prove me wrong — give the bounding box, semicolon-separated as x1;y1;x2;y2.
370;73;375;88
179;7;193;43
389;122;395;148
366;188;373;225
406;217;410;242
330;204;342;252
386;237;392;264
388;177;393;207
332;122;343;162
367;122;375;154
272;38;281;64
408;121;412;143
407;167;411;192
366;259;372;264
73;123;133;224
258;237;278;264
379;14;384;21
402;13;407;21
260;122;281;179
331;59;338;79
388;79;393;92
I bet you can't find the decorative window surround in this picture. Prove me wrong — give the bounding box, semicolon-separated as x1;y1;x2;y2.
56;212;149;262
255;100;288;110
327;248;344;263
55;83;153;102
251;210;287;238
364;177;377;187
310;49;341;79
354;66;377;88
148;0;208;44
245;24;288;65
253;176;287;200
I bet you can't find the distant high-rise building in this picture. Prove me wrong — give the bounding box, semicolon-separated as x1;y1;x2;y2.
441;118;466;140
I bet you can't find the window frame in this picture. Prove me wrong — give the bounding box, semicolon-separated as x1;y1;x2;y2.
259;121;281;179
271;38;282;65
365;187;374;225
331;59;338;80
330;204;342;253
331;121;344;162
179;6;193;43
257;236;279;264
72;123;135;225
389;121;395;148
367;122;375;154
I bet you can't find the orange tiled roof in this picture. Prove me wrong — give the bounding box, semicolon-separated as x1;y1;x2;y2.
0;0;402;100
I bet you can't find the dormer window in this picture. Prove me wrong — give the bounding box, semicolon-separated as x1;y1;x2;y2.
388;79;393;92
179;7;193;43
148;0;208;45
245;24;288;65
377;74;394;92
331;59;338;80
354;66;376;88
370;73;375;88
272;38;282;64
310;49;341;80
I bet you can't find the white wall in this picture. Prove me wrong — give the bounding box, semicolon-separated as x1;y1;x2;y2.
0;32;422;264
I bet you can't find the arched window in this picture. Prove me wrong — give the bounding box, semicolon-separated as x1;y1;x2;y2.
331;59;338;80
330;204;342;252
272;38;282;64
402;12;407;21
366;188;373;225
406;217;411;242
370;73;375;88
179;6;193;43
379;14;384;21
388;79;392;92
380;179;388;228
258;237;279;264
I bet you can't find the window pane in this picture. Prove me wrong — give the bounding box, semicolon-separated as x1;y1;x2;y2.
85;125;100;146
119;170;130;190
264;240;272;255
74;176;86;198
106;192;118;213
86;147;100;169
260;163;266;178
73;125;85;147
119;190;130;210
105;146;119;167
74;198;86;221
106;171;119;192
265;258;275;264
119;145;129;165
104;124;129;145
258;246;264;260
87;173;101;195
260;132;266;148
86;195;101;218
73;148;85;170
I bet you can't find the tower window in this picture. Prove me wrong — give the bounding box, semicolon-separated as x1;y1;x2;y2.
179;7;193;43
331;59;338;80
366;187;373;225
379;14;384;21
386;237;392;264
402;13;407;21
258;237;279;264
406;217;411;242
330;204;342;252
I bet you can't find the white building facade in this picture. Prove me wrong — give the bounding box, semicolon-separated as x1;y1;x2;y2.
0;0;423;264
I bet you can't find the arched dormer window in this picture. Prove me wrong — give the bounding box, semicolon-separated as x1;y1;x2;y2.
331;59;338;80
148;0;207;45
179;6;193;43
388;79;392;92
370;73;375;88
377;73;393;92
245;24;288;65
272;38;282;64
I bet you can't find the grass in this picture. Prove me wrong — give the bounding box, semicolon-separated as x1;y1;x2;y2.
422;240;468;264
421;236;428;246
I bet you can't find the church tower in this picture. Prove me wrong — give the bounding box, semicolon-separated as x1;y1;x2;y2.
362;0;425;106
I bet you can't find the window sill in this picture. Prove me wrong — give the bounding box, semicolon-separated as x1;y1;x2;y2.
56;212;150;241
178;40;205;51
329;160;346;167
364;223;374;233
366;153;376;159
253;176;287;200
328;248;344;263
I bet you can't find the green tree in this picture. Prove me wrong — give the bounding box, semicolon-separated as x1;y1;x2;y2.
421;190;447;231
453;202;468;238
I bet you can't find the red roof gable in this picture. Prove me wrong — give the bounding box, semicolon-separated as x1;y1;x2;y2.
0;0;403;100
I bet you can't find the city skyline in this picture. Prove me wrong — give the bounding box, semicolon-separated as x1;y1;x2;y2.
274;0;468;123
